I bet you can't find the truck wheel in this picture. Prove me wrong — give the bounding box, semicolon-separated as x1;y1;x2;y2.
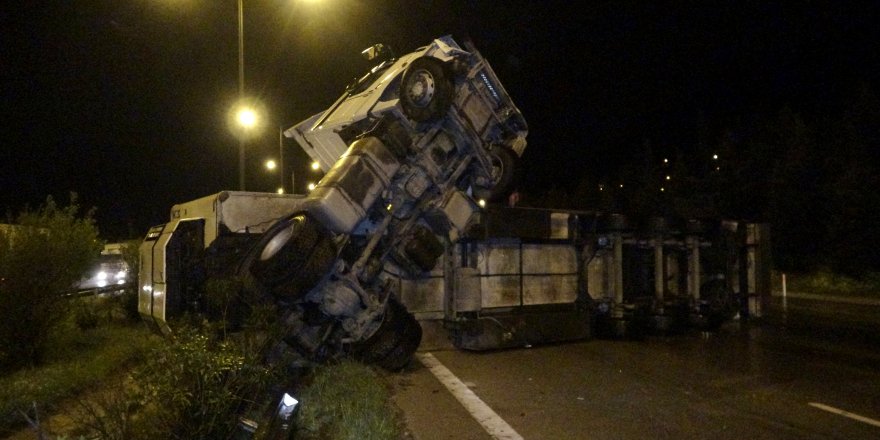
474;145;519;202
400;57;453;122
250;212;336;298
377;311;422;371
355;298;422;371
698;278;738;331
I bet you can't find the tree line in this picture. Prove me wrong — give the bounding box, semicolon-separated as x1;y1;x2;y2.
521;84;880;277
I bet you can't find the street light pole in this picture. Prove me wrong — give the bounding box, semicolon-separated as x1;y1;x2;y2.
279;126;299;194
238;0;246;190
278;126;285;192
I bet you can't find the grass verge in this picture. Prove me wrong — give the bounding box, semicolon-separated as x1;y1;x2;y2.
775;270;880;297
0;322;156;436
0;303;405;439
295;360;403;440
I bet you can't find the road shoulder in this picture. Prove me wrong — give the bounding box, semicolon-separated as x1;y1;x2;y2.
386;352;493;440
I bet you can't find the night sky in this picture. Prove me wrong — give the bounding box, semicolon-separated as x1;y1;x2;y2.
2;1;878;240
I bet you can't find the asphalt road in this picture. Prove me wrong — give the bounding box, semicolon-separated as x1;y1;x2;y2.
390;299;880;439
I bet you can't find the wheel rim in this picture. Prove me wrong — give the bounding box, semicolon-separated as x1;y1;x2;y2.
405;69;435;108
260;222;296;261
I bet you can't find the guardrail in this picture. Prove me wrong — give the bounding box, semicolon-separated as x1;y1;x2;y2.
771;290;880;306
63;282;136;299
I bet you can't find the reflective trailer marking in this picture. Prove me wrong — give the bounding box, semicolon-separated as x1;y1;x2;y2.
808;402;880;428
417;353;524;440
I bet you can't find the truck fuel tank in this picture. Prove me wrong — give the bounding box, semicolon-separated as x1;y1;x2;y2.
304;135;401;234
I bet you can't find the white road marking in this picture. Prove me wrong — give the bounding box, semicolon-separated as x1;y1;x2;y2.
808;402;880;428
417;352;525;440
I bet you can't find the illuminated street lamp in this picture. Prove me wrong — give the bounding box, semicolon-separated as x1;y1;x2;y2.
265;153;296;194
237;107;257;128
233;104;260;190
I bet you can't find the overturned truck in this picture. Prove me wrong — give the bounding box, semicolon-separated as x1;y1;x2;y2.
139;36;769;373
139;35;528;369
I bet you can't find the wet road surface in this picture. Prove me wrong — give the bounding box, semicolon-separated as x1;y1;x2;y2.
391;299;880;439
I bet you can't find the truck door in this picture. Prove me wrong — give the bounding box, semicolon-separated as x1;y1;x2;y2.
139;218;205;335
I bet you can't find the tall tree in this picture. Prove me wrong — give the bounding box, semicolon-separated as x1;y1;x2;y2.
765;108;824;271
821;83;880;275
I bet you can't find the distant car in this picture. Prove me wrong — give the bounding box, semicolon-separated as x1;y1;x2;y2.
287;35;528;202
77;253;129;291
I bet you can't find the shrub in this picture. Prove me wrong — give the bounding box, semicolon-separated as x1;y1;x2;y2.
0;324;154;434
295;361;401;440
783;268;880;297
0;194;102;370
72;297;101;330
118;239;142;321
124;328;273;439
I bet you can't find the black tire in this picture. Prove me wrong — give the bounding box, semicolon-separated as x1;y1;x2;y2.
355;298;422;371
474;145;519;202
249;212;337;299
698;278;738;330
399;57;453;122
377;313;422;371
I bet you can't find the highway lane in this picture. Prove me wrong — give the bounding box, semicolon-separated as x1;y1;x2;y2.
765;295;880;349
392;304;880;439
